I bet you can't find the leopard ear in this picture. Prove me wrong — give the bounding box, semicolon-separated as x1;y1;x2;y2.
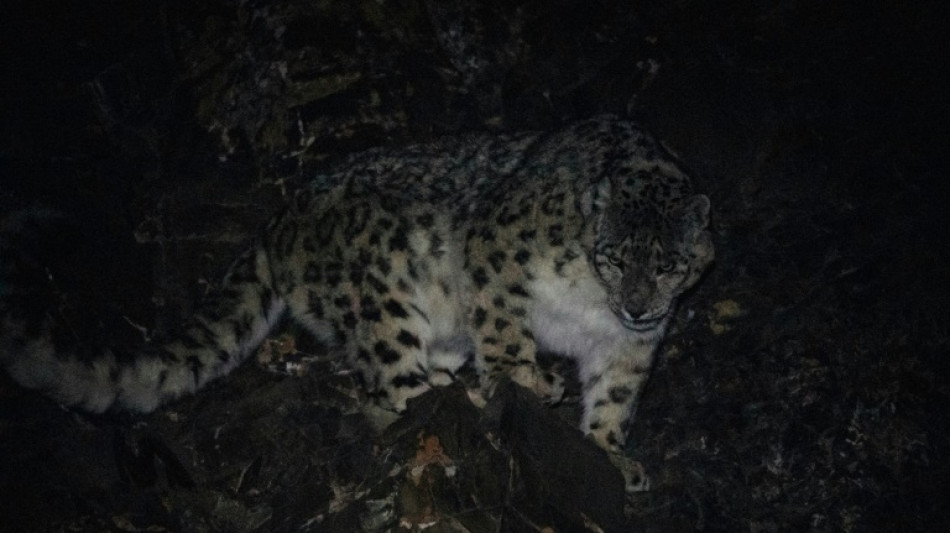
682;194;711;230
580;178;611;218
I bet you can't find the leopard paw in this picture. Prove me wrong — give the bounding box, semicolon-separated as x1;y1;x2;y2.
609;453;651;493
510;364;565;405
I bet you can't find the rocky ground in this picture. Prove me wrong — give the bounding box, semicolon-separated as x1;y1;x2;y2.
1;1;948;531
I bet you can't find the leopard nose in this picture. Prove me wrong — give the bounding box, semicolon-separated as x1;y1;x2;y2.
622;304;646;320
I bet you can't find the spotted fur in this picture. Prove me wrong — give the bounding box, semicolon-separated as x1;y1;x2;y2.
1;116;713;491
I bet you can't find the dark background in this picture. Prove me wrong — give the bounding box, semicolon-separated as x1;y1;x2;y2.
2;1;948;531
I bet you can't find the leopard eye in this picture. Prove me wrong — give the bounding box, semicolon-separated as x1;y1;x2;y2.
607;255;623;267
657;259;676;274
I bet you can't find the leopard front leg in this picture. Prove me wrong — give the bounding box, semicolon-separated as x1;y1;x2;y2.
470;284;564;404
580;340;657;492
342;288;434;428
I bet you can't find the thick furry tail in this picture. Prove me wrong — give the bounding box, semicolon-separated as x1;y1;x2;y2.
1;211;285;413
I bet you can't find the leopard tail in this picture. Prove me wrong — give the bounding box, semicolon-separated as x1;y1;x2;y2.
1;223;285;413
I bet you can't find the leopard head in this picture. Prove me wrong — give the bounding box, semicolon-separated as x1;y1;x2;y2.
590;170;714;337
